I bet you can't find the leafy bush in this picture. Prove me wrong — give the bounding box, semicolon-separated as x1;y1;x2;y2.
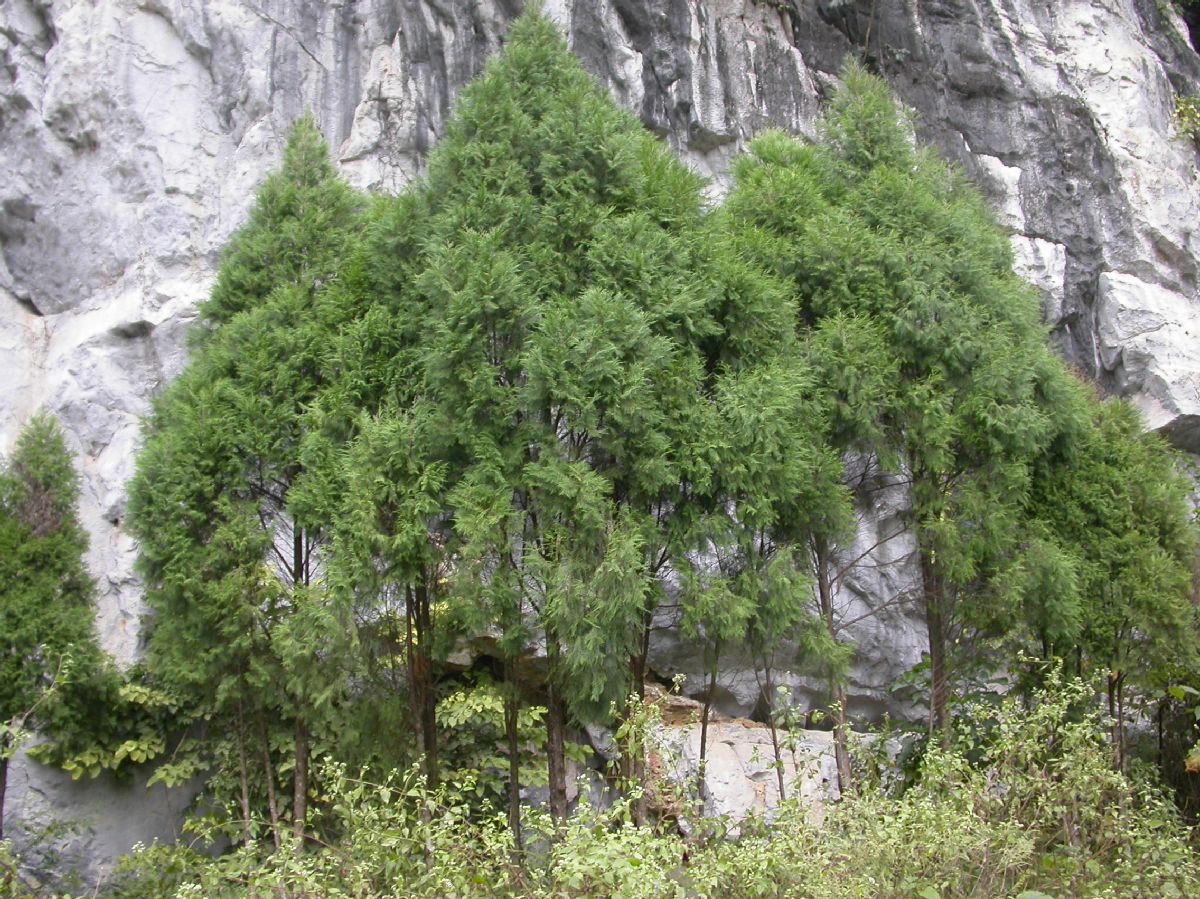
95;677;1200;899
686;675;1200;898
1175;94;1200;143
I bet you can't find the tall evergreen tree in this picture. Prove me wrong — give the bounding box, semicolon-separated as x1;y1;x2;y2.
722;133;906;784
726;63;1073;736
1024;393;1197;768
127;117;362;847
0;413;99;840
338;8;726;824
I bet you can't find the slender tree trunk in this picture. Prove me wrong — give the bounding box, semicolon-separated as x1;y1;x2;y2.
814;540;854;794
292;717;309;850
631;608;651;702
697;642;720;806
545;636;569;823
405;582;436;869
1107;672;1118;766
760;660;787;802
1117;674;1127;773
1108;670;1127;772
290;524;311;853
258;714;282;851
504;664;523;854
405;587;423;773
406;581;438;790
416;581;438;787
293;526;306;590
920;551;950;743
237;707;253;845
1157;698;1165;771
832;685;853;795
624;612;653;825
0;755;8;843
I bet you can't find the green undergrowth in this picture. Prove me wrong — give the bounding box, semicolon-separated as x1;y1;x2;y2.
49;677;1198;899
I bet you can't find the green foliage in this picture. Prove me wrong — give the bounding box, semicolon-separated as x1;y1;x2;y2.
0;413;98;735
409;7;722;723
0;412;111;841
28;668;184;780
434;675;558;809
687;675;1200;898
1174;94;1200;143
102;679;1200;898
200;116;362;331
1026;397;1196;674
726;60;1081;732
96;7;1200;888
126;114;365;839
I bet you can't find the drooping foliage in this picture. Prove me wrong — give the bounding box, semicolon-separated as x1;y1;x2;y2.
724;62;1090;735
319;10;741;822
1022;390;1198;766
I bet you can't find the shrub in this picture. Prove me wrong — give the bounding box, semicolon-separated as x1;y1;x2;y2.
99;677;1200;898
1174;94;1200;143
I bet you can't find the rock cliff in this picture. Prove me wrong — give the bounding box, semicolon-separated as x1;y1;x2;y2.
2;0;1199;878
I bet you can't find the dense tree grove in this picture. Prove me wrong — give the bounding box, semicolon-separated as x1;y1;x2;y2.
6;8;1200;896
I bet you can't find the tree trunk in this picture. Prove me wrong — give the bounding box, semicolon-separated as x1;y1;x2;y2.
418;607;438;789
0;755;8;843
1157;698;1165;771
405;587;423;774
761;660;787;802
1108;670;1127;772
832;684;853;795
237;707;252;845
814;540;854;794
625;613;652;825
697;643;720;807
258;714;282;851
1117;673;1126;773
545;637;569;823
504;670;523;853
290;524;311;853
920;551;950;743
292;717;309;851
407;581;438;790
293;526;307;589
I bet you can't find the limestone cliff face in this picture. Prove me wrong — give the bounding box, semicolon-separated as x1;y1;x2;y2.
2;0;1199;876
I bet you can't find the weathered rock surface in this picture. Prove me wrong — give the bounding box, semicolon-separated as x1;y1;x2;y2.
641;687;839;825
2;0;1200;879
3;745;194;884
658;720;839;825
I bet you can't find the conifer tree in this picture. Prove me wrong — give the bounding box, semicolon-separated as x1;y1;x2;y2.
697;354;852;799
340;8;725;824
726;64;1071;736
127;117;362;847
1025;394;1197;768
721;130;906;782
0;413;99;840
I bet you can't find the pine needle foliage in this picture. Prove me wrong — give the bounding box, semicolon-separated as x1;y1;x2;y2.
126;116;363;843
0;413;100;839
726;61;1087;735
316;7;754;822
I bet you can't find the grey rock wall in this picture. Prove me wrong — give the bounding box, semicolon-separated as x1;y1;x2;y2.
2;0;1199;880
